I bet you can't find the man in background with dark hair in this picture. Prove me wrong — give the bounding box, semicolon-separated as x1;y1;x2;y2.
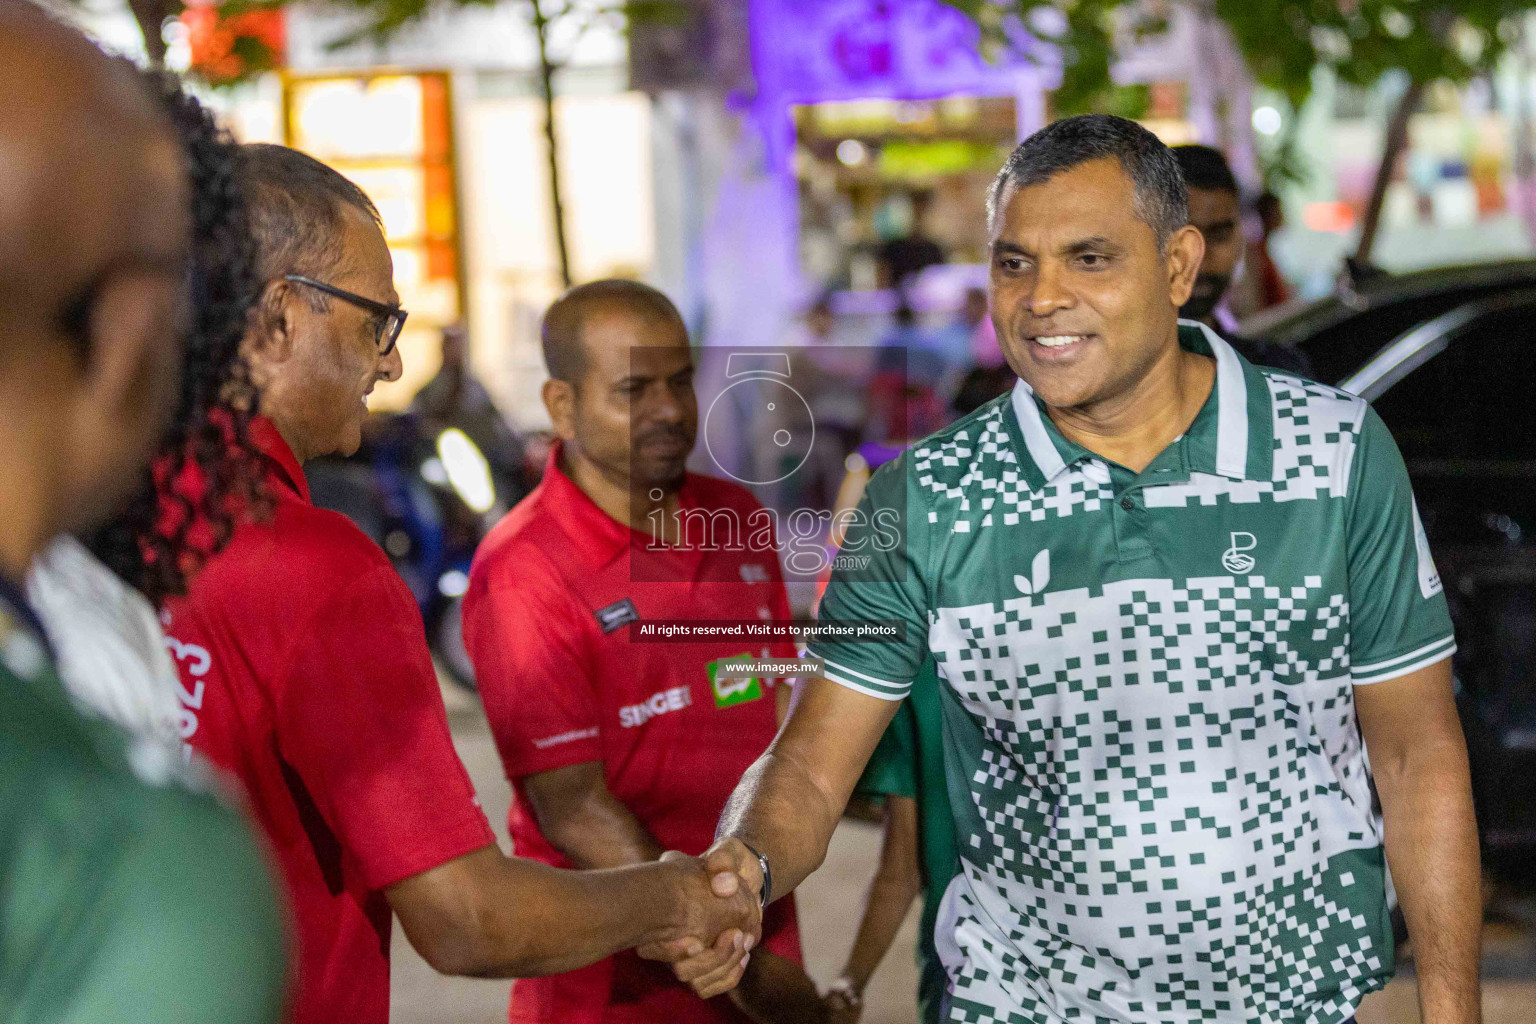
1171;144;1309;375
464;279;827;1024
1253;190;1291;309
661;113;1480;1024
162;147;757;1024
878;191;946;289
0;6;285;1020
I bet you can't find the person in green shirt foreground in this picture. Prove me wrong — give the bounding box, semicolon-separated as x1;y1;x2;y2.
0;5;287;1020
657;114;1482;1024
824;661;955;1024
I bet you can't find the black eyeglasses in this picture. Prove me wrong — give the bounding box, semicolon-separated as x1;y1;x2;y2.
283;274;408;356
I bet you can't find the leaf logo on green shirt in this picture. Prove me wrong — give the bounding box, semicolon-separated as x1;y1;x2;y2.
1012;549;1051;596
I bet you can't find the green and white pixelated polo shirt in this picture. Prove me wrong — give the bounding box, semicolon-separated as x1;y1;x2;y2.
808;323;1455;1024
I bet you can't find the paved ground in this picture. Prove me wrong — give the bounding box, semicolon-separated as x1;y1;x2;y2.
391;682;1535;1024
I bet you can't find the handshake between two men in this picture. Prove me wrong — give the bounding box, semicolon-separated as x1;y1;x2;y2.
640;841;771;999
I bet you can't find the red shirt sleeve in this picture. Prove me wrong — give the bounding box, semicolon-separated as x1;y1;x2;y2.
758;893;803;963
273;566;495;891
763;521;799;662
768;583;798;661
465;567;603;779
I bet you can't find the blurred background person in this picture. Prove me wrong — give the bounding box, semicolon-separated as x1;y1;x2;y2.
1252;191;1290;310
410;320;532;511
776;293;867;513
411;322;492;422
870;298;946;446
0;5;285;1019
464;280;825;1024
963;285;1006;370
876;191;945;290
928;285;990;403
28;64;270;763
1171;144;1311;375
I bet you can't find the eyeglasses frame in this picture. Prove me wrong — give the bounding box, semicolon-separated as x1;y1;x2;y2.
282;273;409;356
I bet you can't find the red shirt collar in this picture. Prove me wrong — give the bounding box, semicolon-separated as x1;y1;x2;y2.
252;416;311;504
541;441;700;570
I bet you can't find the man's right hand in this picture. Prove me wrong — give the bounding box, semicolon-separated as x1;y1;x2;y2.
636;849;761;998
699;838;765;905
637;840;766;998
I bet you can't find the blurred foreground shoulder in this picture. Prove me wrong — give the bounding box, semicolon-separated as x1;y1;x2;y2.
0;672;288;1024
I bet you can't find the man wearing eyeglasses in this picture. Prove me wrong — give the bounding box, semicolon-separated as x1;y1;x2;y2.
161;144;759;1024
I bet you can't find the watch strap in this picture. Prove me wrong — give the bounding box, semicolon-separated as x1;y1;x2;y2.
738;840;772;908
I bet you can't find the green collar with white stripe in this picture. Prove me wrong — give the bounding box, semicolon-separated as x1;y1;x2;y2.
1005;320;1276;492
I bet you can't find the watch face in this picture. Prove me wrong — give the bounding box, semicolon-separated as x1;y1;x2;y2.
754;850;771;907
703;375;816;486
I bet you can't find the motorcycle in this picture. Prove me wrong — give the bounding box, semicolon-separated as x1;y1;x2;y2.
306;410;534;690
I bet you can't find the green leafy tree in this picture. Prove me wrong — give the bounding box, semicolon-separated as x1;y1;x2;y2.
98;0;179;65
321;0;682;288
95;0;681;288
946;0;1536;266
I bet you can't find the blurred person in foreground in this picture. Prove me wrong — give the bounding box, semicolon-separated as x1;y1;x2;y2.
27;65;269;762
663;114;1480;1024
1171;144;1310;376
463;279;826;1024
0;5;284;1020
161;150;756;1024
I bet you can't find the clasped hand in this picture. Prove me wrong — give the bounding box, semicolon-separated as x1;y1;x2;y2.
637;840;764;999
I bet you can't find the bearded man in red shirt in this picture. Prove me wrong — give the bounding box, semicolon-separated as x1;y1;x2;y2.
464;280;828;1024
163;146;756;1024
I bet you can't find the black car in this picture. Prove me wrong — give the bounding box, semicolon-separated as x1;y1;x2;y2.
1244;260;1536;882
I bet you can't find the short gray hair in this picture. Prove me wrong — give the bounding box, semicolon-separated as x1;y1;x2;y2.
238;143;382;292
987;114;1189;251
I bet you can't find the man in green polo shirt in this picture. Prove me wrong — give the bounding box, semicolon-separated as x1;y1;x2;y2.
663;115;1481;1024
0;8;285;1021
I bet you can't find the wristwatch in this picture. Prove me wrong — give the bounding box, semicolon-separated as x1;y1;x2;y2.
739;840;772;908
824;976;863;1009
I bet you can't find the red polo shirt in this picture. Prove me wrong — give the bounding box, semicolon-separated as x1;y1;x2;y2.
162;418;496;1024
464;444;802;1024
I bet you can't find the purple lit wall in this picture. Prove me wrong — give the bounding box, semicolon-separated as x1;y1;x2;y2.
749;0;1049;103
746;0;1055;173
693;0;1053;353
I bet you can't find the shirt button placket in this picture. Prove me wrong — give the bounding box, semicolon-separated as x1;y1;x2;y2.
1114;490;1157;566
